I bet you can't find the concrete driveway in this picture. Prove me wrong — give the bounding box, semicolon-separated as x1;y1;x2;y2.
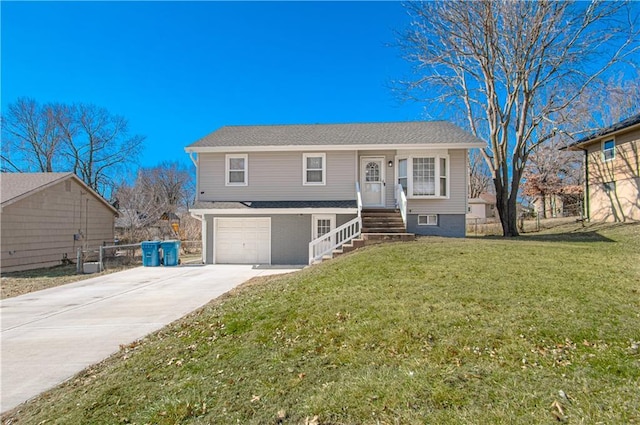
0;264;301;413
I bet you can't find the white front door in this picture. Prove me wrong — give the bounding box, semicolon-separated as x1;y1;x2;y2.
360;157;385;207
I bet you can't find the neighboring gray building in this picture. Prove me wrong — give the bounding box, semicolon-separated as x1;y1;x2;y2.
185;122;484;265
1;173;118;273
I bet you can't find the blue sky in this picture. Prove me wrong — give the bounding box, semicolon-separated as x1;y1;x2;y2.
2;1;425;168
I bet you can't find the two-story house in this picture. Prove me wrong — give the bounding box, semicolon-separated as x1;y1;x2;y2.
566;113;639;222
185;122;484;265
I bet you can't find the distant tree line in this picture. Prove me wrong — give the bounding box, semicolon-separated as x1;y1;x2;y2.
1;97;145;197
2;97;198;241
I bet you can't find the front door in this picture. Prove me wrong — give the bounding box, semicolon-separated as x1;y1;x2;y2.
360;157;385;207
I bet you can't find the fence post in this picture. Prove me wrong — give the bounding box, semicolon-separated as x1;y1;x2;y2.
99;246;104;273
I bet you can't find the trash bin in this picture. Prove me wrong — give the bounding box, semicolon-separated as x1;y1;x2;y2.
161;240;181;266
141;241;162;267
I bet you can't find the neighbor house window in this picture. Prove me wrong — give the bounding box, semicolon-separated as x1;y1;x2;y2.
418;214;438;226
303;153;326;185
603;181;616;194
396;155;448;198
602;139;615;161
226;154;248;186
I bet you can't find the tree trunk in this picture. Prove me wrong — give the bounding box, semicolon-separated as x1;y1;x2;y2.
495;179;520;237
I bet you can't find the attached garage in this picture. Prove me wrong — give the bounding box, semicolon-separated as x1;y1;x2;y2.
214;217;270;264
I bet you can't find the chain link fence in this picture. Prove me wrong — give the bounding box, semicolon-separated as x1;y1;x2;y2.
76;240;202;273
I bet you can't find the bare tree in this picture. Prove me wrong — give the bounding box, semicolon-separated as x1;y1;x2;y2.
522;141;583;218
1;99;144;197
140;161;195;211
112;161;195;241
468;150;493;199
397;1;639;236
57;103;145;196
1;98;63;173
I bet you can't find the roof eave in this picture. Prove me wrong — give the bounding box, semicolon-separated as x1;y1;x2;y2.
566;120;640;150
185;142;486;153
189;207;358;215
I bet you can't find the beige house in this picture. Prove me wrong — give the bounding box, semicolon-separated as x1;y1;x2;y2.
566;113;639;222
467;193;496;222
1;173;118;272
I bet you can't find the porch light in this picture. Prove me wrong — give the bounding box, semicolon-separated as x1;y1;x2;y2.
388;160;393;167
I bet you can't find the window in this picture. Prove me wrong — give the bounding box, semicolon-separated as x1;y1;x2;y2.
603;181;616;194
303;153;326;185
396;154;448;198
602;139;615;161
413;158;435;196
418;214;438;226
439;157;447;197
226;154;247;186
398;158;408;193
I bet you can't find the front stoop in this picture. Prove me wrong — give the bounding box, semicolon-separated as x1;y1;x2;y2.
326;209;415;261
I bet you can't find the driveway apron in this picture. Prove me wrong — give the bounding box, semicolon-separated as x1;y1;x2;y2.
0;265;299;413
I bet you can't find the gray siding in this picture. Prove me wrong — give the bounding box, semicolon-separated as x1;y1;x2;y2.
1;179;116;272
198;151;357;201
406;214;466;237
406;149;468;215
204;213;358;265
271;215;312;265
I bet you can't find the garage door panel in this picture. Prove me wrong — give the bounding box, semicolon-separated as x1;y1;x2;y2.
214;218;270;264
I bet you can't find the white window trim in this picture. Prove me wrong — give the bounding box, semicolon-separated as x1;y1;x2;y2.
303;153;326;186
602;138;615;162
418;214;438;226
394;154;450;199
225;154;248;186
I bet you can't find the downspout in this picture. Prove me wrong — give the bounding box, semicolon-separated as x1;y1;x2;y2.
188;151;205;263
579;148;590;221
190;213;206;264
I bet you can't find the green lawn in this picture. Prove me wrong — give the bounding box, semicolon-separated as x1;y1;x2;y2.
3;222;639;424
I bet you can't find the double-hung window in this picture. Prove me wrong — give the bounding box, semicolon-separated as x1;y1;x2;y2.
397;154;449;198
303;153;326;185
226;154;248;186
602;139;615;161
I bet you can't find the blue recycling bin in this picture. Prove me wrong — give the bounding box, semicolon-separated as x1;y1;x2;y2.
161;240;181;266
141;241;161;267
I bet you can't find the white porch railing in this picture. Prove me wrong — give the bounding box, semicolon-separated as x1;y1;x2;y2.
308;182;363;264
396;183;407;227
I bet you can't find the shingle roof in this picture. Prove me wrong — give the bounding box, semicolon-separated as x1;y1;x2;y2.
1;172;118;214
191;200;358;210
186;121;485;149
1;172;73;206
568;113;640;147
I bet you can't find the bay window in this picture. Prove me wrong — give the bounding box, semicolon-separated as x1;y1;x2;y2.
396;154;449;198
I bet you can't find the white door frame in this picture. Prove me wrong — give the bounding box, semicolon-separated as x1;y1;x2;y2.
360;156;385;207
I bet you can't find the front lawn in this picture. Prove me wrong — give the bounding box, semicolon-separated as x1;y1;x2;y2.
3;222;639;424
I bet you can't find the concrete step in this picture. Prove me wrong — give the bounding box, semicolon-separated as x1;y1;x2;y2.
361;233;416;242
361;227;406;233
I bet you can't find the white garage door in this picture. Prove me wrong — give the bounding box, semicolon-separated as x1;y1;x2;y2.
215;218;270;264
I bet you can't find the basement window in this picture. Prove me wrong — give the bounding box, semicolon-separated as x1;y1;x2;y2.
418;214;438;226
